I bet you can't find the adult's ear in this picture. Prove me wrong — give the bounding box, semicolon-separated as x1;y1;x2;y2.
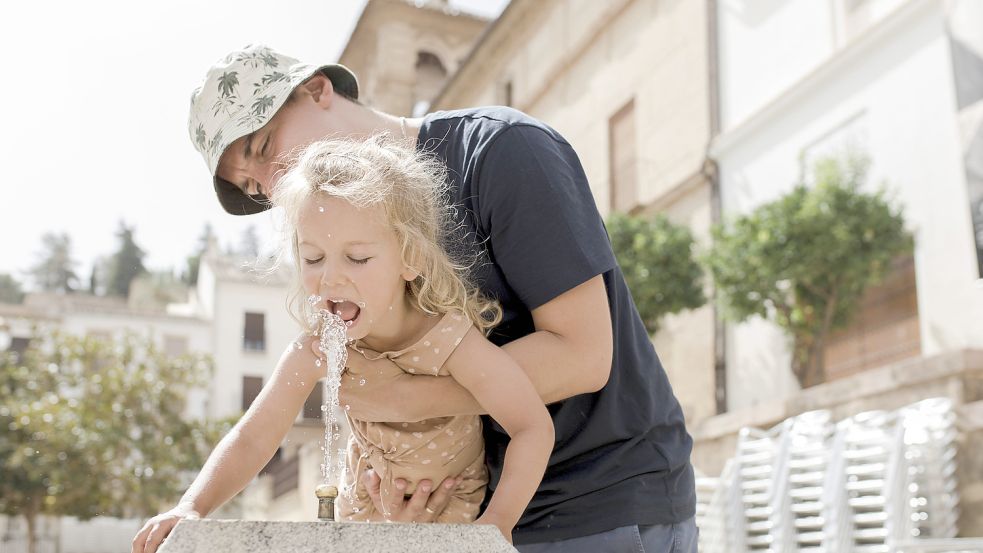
297;73;334;109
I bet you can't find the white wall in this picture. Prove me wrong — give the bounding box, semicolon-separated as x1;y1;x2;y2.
209;278;297;420
717;0;910;131
713;0;983;410
717;0;836;130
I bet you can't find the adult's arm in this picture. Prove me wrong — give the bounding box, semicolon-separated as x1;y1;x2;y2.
340;275;612;422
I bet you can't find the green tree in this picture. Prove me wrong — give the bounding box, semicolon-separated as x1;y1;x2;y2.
29;232;78;293
0;330;232;553
607;213;706;335
0;273;24;304
107;221;148;298
705;153;911;388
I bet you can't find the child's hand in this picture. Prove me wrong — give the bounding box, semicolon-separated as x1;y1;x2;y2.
131;502;200;553
475;513;514;544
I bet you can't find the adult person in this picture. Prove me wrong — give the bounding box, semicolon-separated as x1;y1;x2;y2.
139;44;697;553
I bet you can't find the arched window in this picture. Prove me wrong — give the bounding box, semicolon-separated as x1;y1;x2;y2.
413;51;448;116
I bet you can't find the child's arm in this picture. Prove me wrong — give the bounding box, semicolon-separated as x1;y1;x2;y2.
445;327;555;542
131;334;324;553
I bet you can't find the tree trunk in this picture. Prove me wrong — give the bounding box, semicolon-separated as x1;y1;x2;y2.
25;511;37;553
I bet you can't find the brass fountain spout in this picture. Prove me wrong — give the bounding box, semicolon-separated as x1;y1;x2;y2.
315;484;338;521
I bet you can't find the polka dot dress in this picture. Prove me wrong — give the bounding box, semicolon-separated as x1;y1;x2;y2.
338;311;488;522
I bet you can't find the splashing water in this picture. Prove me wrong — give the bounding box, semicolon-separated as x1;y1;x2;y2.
308;295;349;489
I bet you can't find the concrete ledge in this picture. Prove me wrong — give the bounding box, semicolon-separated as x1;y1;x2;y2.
159;520;517;553
694;349;983;445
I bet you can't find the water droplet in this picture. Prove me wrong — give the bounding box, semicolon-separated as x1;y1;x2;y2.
315;359;322;367
318;206;325;212
359;378;366;386
345;405;351;411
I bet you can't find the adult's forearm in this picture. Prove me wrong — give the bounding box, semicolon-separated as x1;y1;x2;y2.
412;329;607;420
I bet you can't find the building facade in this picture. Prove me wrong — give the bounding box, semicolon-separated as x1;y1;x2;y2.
431;0;721;427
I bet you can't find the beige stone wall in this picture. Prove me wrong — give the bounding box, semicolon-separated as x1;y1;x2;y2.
339;0;488;116
433;0;718;427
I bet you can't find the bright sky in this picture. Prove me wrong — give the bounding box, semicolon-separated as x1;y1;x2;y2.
0;0;508;287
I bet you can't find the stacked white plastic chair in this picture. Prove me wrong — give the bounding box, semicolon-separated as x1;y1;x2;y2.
732;423;786;551
697;463;732;553
694;398;965;553
837;409;908;553
899;398;959;541
785;411;834;552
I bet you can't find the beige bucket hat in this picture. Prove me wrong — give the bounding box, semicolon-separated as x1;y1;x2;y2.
188;44;358;215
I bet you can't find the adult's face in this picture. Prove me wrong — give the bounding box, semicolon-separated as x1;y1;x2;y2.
216;75;339;197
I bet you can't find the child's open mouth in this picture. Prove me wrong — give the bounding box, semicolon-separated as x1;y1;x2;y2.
328;299;361;328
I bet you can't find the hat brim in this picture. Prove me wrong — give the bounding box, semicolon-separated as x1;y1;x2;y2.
213;64;359;216
214;175;271;216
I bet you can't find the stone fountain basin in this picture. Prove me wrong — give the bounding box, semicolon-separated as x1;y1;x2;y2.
158;520;517;552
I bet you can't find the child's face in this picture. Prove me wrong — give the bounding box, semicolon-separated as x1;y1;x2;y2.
298;195;417;342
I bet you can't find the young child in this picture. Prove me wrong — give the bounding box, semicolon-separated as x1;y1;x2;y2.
274;136;554;537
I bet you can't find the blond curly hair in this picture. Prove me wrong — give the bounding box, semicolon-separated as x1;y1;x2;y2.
271;134;502;335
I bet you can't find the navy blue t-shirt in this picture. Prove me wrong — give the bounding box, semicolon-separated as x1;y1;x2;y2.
418;107;696;545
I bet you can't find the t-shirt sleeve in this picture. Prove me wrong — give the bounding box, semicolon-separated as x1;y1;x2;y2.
475;125;617;310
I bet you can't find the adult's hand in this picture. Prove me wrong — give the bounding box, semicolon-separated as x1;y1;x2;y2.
339;370;428;422
362;469;458;522
131;503;200;553
311;339;431;422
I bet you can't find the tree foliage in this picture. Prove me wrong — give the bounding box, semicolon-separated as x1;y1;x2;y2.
607;213;706;335
29;232;78;293
0;330;232;549
704;153;911;388
107;221;148;298
0;273;25;304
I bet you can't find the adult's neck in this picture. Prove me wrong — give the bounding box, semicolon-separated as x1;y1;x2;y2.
336;100;422;146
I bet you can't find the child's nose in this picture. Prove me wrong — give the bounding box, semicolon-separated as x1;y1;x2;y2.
320;266;350;290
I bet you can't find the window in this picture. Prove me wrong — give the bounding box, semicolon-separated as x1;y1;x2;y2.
242;375;263;412
303;381;324;420
609;99;638;212
243;312;266;352
8;336;30;362
271;453;299;499
412;51;448;117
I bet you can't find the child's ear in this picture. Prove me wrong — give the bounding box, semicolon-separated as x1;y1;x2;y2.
401;265;419;282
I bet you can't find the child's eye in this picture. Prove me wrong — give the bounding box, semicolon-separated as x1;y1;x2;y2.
303;256;323;265
347;256;370;265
